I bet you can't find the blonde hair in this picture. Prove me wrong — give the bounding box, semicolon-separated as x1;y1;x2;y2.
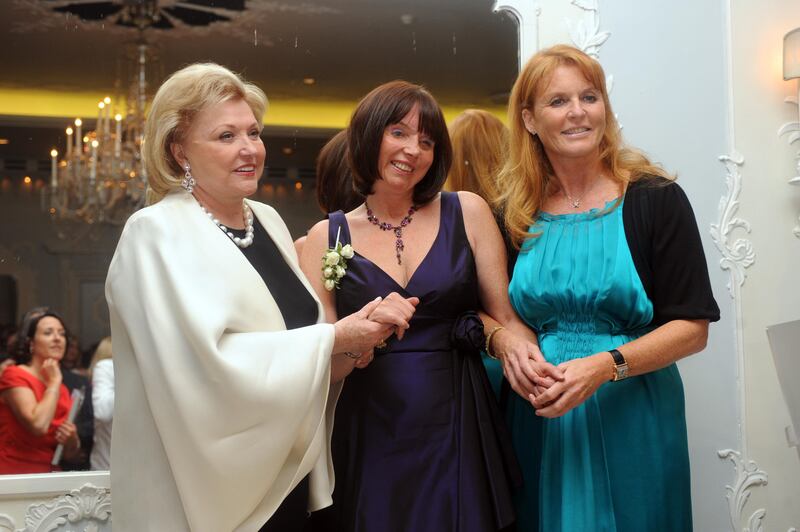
498;45;671;249
445;109;508;205
89;336;112;375
143;63;268;204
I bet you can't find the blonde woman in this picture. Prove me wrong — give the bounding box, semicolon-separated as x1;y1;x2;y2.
106;63;415;531
445;109;508;206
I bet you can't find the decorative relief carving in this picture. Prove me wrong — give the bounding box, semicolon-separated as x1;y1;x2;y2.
778;93;800;183
0;515;15;532
710;153;755;297
718;450;768;532
0;484;112;532
565;0;610;58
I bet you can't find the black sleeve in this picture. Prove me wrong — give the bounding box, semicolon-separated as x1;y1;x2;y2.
623;178;720;327
493;208;519;279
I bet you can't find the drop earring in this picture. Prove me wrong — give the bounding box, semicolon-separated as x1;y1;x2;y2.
181;163;195;193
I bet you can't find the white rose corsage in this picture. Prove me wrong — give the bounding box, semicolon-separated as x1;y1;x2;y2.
322;227;354;291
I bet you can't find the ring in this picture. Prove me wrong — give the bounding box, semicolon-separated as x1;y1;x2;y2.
375;340;387;349
344;351;362;359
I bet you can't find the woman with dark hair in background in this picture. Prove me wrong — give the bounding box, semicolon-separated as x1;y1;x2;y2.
302;80;560;532
315;129;362;215
295;130;363;257
0;310;80;473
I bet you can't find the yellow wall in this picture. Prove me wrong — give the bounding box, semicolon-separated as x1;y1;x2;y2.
0;88;507;129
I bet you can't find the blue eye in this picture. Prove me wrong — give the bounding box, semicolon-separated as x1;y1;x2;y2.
549;98;565;107
220;132;234;141
582;94;598;103
420;138;434;149
390;129;405;138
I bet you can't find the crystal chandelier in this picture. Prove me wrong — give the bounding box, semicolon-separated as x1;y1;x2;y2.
42;0;249;225
46;42;151;226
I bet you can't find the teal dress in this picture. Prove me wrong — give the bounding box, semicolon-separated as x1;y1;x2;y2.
507;199;693;531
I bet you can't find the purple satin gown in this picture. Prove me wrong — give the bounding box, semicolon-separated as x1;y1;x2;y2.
314;192;519;532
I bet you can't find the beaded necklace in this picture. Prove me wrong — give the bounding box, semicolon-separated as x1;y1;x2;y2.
365;199;418;265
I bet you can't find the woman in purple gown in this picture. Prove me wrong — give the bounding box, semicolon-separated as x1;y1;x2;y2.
301;81;561;532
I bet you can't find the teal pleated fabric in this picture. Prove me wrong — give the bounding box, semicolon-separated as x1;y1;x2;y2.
507;200;693;532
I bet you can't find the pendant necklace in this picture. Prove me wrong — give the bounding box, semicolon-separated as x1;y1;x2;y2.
365;199;418;265
561;176;601;209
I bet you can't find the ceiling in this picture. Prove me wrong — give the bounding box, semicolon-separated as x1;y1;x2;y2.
0;0;520;115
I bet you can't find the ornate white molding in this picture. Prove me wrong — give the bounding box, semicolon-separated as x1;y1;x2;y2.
565;0;610;59
718;450;768;532
492;0;542;68
23;484;111;532
777;93;800;237
710;153;755;298
0;515;15;532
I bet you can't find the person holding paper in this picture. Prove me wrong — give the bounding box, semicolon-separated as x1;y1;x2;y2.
0;310;80;473
106;63;415;531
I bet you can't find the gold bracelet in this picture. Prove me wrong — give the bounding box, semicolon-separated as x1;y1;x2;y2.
485;326;505;360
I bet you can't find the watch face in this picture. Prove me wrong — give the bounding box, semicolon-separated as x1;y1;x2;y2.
615;364;629;381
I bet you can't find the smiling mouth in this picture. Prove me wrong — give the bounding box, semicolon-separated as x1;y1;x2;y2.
234;165;256;173
562;127;591;135
391;161;413;173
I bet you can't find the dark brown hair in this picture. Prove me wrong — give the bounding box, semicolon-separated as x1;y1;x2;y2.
15;309;70;365
316;130;363;213
348;80;452;205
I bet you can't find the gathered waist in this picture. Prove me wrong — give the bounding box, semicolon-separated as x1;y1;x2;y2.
538;322;651;364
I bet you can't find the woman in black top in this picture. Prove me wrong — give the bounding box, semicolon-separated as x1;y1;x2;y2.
495;45;720;531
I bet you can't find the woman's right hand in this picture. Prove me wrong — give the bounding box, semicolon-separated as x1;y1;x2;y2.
41;359;63;389
492;329;563;399
333;294;417;355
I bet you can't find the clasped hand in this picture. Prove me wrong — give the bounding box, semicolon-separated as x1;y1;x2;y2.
492;329;563;401
334;292;419;369
528;352;612;418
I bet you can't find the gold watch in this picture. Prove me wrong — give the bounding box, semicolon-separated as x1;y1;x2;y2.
609;348;629;381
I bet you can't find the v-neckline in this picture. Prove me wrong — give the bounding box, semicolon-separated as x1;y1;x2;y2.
346;195;444;292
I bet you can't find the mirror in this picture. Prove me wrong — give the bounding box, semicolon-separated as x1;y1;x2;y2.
0;0;518;480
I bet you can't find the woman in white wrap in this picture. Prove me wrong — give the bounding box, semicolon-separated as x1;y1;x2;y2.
105;63;416;531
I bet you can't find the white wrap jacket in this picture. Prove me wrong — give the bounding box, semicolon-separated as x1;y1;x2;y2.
106;190;337;531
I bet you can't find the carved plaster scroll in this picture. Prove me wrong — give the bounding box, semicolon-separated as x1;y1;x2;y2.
565;0;609;59
0;515;15;532
718;450;768;532
23;483;111;532
492;0;541;68
710;153;755;298
777;93;800;237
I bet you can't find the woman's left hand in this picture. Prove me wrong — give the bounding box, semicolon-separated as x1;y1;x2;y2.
54;421;79;449
529;352;612;418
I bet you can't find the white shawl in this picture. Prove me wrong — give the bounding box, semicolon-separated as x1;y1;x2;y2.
106;190;337;531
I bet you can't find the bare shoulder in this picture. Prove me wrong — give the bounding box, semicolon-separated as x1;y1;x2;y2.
456;190;493;218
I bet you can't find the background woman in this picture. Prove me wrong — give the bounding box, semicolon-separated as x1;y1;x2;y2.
0;310;79;473
301;80;559;532
106;63;414;531
88;337;113;471
445;108;508;206
445;108;511;399
498;45;720;531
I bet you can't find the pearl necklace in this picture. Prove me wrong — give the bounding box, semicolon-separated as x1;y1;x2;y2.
197;199;255;248
365;199;417;265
